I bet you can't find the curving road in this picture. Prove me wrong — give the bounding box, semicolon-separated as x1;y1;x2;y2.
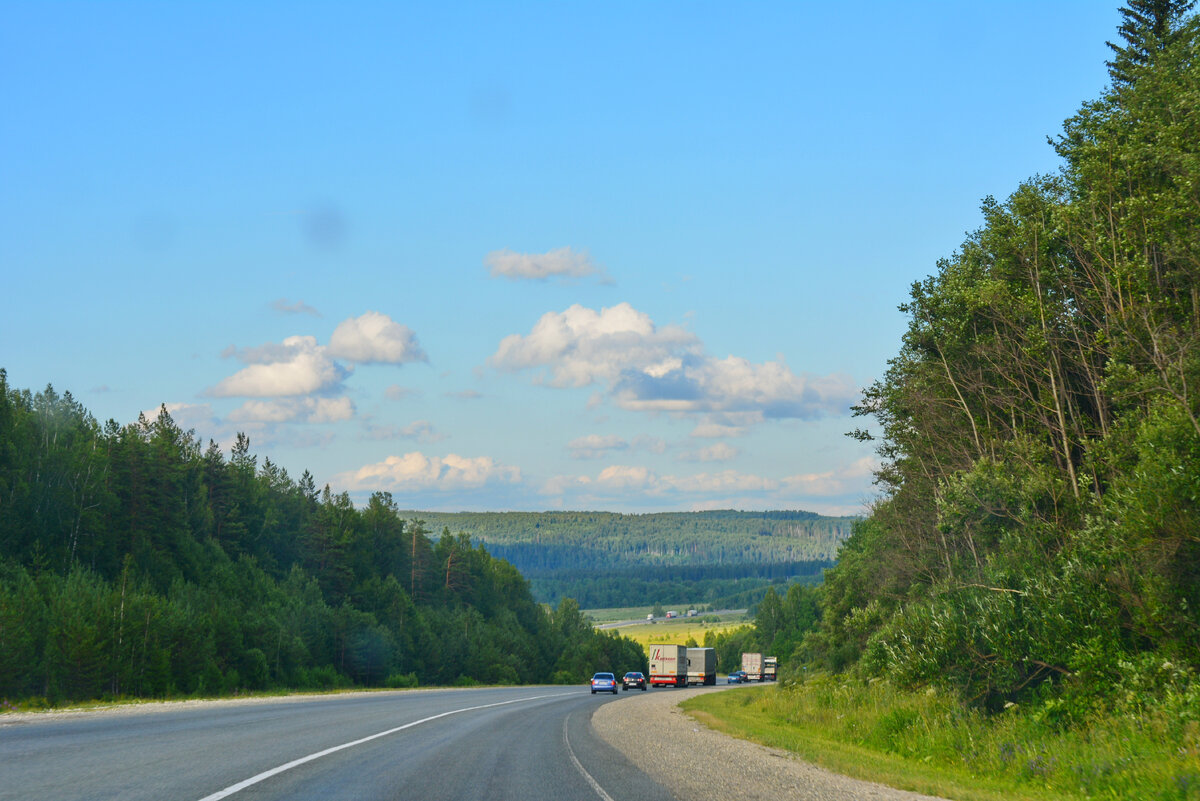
0;687;676;801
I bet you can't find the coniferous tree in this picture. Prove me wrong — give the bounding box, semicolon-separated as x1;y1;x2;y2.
1106;0;1196;84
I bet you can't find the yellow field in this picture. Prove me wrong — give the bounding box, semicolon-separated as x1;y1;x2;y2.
607;615;750;650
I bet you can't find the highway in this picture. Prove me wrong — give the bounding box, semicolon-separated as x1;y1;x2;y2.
0;686;674;801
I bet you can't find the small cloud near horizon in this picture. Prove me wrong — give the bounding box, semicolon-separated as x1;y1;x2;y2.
271;298;320;317
484;246;611;283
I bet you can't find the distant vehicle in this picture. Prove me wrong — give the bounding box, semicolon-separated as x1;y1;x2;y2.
648;643;688;687
686;647;717;686
763;656;778;681
741;652;764;681
686;609;697;617
591;672;618;694
726;670;748;684
646;613;654;621
622;671;647;691
665;611;677;619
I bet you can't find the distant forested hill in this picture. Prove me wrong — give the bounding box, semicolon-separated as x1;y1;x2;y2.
399;510;855;606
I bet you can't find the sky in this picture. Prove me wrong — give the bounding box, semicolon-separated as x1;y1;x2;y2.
1;2;1123;515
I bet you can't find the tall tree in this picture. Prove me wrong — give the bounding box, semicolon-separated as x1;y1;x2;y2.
1106;0;1196;85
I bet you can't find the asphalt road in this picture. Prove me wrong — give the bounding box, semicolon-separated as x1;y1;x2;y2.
0;687;674;801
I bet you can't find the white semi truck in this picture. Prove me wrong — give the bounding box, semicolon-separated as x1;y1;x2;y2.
649;643;688;687
686;647;717;686
741;652;764;681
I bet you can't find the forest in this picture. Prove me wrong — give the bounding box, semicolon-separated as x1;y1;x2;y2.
0;377;643;703
406;509;851;607
796;0;1200;718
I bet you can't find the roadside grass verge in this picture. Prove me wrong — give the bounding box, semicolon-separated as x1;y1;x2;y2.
682;675;1200;801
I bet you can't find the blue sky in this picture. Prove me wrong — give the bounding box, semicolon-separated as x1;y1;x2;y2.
2;2;1121;514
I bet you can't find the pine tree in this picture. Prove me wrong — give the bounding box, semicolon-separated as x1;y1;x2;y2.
1106;0;1196;85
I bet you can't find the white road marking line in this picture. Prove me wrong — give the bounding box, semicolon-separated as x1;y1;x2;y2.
563;713;617;801
196;691;573;801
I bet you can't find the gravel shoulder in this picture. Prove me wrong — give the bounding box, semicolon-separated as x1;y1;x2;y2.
591;684;951;801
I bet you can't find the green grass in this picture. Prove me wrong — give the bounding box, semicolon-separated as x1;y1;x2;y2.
683;675;1200;801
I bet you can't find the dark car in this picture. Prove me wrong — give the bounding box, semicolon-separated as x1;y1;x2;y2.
590;672;618;694
621;671;647;691
726;670;748;684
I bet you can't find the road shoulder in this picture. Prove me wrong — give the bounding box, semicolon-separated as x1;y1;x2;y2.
591;685;949;801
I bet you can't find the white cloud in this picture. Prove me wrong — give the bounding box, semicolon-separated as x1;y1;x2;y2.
690;421;747;439
228;397;355;424
334;452;521;491
568;434;629;460
782;456;878;496
490;302;858;425
328;311;427;364
678;442;739;463
209;336;349;397
489;302;700;388
614;356;857;420
667;470;776;493
484;246;606;282
595;464;660;491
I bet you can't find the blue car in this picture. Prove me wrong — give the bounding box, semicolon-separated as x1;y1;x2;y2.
726;670;748;684
590;672;618;694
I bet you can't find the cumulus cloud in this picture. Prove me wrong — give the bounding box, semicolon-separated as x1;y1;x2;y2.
490;302;858;424
614;356;857;419
568;434;629;460
484;247;607;282
209;336;349;397
227;397;355;424
489;302;700;388
328;311;427;365
595;464;659;491
334;452;521;491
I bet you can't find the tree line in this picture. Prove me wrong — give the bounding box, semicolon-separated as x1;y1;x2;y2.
0;377;643;703
404;510;855;567
520;559;831;608
795;1;1200;713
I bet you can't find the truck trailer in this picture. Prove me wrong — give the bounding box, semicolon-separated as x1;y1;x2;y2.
741;652;764;681
763;656;778;681
686;647;717;686
649;643;688;687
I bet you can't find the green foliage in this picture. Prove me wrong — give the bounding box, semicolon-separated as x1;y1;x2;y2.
0;374;643;704
807;5;1200;725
